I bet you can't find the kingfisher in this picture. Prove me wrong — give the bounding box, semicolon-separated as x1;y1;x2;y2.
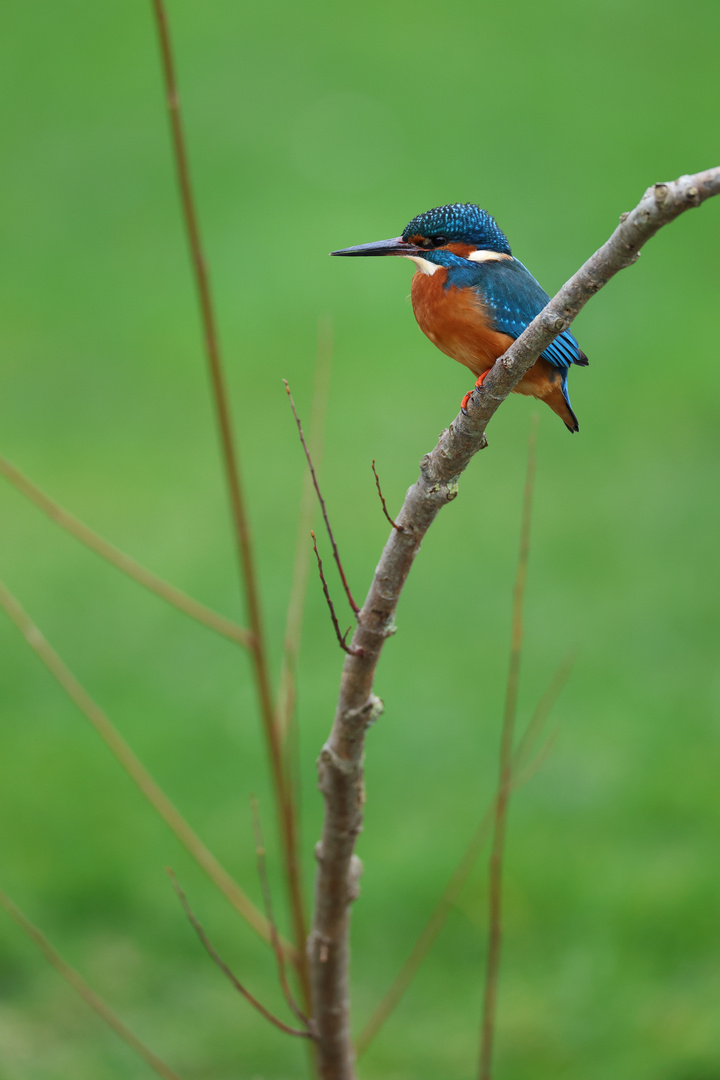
330;203;587;432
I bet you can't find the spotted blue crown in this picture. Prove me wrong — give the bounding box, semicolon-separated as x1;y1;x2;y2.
402;204;512;255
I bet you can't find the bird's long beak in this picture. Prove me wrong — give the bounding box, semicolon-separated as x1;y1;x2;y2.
330;236;421;257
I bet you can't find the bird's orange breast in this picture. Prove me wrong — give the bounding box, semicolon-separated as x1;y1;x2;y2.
410;269;514;379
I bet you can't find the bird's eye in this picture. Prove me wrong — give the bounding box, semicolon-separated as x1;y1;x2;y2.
431;235;448;247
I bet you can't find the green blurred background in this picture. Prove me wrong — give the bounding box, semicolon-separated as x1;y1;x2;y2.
1;2;719;1078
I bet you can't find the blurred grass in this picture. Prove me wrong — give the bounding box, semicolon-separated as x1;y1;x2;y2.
1;1;719;1078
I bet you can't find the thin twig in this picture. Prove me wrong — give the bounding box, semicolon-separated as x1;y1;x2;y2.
0;455;250;647
251;797;312;1029
311;533;363;657
371;461;403;532
150;0;309;1006
284;379;359;615
0;580;293;959
167;870;312;1040
479;415;538;1080
356;651;572;1056
0;886;184;1080
276;316;334;742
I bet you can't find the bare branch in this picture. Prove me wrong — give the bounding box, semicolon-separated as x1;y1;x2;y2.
371;461;403;532
309;167;720;1080
0;580;293;959
276;317;334;741
311;533;363;657
0;455;250;647
284;378;359;615
0;886;184;1080
479;417;537;1080
251;798;312;1030
167;870;312;1040
150;0;309;1005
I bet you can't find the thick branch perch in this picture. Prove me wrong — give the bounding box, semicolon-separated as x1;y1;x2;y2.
308;168;720;1079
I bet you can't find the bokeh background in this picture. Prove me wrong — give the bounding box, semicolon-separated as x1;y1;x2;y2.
1;2;719;1078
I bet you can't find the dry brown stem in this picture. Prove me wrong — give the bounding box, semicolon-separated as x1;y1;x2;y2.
150;0;309;1003
0;886;184;1080
371;460;403;532
311;532;363;657
285;379;359;614
276;317;334;741
0;455;250;647
309;168;720;1079
0;581;288;955
479;418;537;1080
167;870;312;1039
251;797;312;1030
356;629;573;1056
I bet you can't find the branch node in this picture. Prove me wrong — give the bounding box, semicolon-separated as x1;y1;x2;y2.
654;182;669;204
346;693;384;729
348;855;363;902
366;694;385;727
319;743;361;777
542;311;569;334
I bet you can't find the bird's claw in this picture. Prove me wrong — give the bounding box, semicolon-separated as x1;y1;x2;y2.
460;370;490;415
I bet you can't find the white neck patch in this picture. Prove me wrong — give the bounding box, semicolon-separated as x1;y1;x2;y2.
403;254;441;276
466;249;512;263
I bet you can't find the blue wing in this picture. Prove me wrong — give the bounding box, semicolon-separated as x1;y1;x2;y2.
449;257;588;370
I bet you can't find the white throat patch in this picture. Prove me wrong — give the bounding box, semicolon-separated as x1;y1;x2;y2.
466;250;512;263
403;254;441;276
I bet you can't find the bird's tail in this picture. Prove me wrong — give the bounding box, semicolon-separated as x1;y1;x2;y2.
512;359;580;432
542;375;579;432
555;379;579;433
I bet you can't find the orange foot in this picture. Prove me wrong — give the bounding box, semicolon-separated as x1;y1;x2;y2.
460;369;490;414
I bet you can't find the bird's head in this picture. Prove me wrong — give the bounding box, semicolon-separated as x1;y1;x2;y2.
330;203;512;272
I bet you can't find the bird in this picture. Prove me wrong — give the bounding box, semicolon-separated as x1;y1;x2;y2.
330;203;587;432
